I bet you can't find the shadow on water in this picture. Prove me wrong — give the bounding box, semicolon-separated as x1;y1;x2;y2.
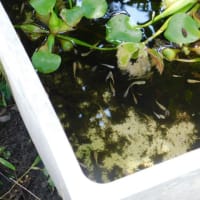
2;0;200;183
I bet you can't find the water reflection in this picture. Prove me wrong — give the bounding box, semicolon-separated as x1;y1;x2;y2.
40;59;200;183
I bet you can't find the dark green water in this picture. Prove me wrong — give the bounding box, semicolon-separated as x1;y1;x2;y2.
2;0;200;182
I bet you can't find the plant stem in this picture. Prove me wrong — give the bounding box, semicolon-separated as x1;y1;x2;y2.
0;156;41;199
68;0;73;9
56;34;117;51
144;17;170;44
175;58;200;62
139;0;197;28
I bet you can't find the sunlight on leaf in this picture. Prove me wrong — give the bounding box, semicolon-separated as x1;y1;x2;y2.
29;0;56;16
82;0;108;19
32;51;61;73
106;14;142;44
60;7;83;27
164;13;200;44
117;42;140;70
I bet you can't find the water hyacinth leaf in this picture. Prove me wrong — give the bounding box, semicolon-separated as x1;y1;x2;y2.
106;14;142;44
164;13;200;44
162;0;177;9
29;0;56;16
82;0;108;19
60;7;83;27
49;11;71;34
32;51;61;73
117;42;139;70
0;157;16;171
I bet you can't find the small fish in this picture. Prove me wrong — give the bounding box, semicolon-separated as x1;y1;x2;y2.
123;81;146;98
105;71;115;96
101;63;115;69
155;100;167;112
155;100;170;117
131;92;138;104
81;49;93;57
172;74;182;78
73;62;78;78
187;79;200;84
181;28;188;38
105;71;115;83
153;112;166;120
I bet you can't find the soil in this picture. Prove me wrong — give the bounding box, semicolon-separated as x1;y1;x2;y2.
0;106;62;200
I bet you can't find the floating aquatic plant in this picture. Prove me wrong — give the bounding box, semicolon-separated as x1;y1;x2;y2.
17;0;200;75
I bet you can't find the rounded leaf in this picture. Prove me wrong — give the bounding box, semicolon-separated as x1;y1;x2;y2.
30;0;56;16
106;14;142;44
164;13;200;44
32;51;61;73
117;42;139;70
60;7;84;27
82;0;108;19
49;11;71;34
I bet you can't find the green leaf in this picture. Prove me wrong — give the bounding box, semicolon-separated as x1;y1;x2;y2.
47;34;55;52
117;42;140;70
164;13;200;44
17;24;49;34
29;0;56;16
106;14;142;44
31;156;41;168
0;157;16;171
60;7;84;27
82;0;108;19
147;48;164;74
49;11;71;34
32;51;61;73
59;39;74;52
153;0;197;23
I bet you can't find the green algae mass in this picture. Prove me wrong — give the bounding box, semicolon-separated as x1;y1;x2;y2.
72;96;197;182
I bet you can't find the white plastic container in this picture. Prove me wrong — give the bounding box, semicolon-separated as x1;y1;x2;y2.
1;3;200;199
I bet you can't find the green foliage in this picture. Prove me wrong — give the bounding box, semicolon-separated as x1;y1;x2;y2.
60;0;107;26
32;51;61;73
82;0;108;19
106;14;142;44
49;11;71;34
17;24;49;34
17;0;200;75
29;0;56;16
0;77;11;107
60;7;83;27
0;147;15;171
0;157;16;171
164;13;200;44
116;42;140;70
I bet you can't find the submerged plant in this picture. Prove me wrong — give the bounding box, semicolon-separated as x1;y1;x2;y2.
17;0;200;75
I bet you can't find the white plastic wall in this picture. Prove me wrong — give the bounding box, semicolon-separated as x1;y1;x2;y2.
1;3;200;199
